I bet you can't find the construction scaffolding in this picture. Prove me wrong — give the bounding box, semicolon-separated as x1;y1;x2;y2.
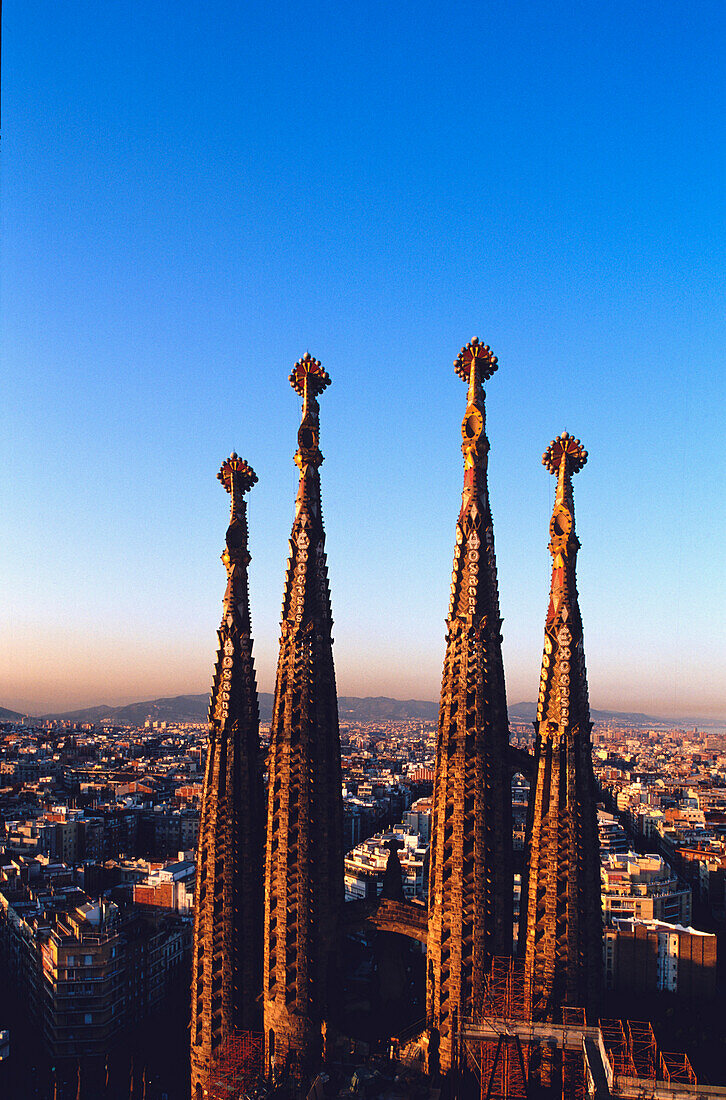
599;1018;699;1093
561;1007;586;1028
626;1020;657;1081
562;1047;585;1100
459;960;702;1100
482;956;532;1022
599;1019;636;1078
462;958;532;1100
204;1030;264;1100
660;1052;697;1087
560;1013;586;1100
469;1032;529;1100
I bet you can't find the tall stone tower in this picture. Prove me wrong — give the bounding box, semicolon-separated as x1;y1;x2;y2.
520;433;602;1021
190;455;264;1097
263;354;344;1073
427;339;513;1071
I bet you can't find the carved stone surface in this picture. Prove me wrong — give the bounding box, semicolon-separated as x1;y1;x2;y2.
190;456;264;1097
427;340;514;1072
263;356;344;1074
519;433;602;1022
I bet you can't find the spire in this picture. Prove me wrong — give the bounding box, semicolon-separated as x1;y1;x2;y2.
263;355;343;1074
191;456;264;1096
427;339;513;1073
520;433;602;1022
290;352;329;454
217;453;257;635
455;336;498;491
537;432;589;728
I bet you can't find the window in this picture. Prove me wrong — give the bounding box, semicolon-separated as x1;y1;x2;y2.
84;1014;92;1024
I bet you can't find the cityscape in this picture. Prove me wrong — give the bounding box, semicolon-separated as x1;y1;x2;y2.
1;343;724;1098
1;696;725;1094
3;5;725;1100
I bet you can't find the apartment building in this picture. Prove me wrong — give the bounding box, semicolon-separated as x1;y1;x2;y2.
601;853;692;925
604;917;716;999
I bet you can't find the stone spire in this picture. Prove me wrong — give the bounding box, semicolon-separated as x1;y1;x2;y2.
520;433;602;1021
427;339;513;1072
191;455;264;1097
263;354;343;1074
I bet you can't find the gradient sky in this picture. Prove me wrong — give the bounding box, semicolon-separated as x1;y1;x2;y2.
1;3;725;719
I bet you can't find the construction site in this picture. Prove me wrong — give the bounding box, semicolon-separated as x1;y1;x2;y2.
458;958;724;1100
195;957;725;1100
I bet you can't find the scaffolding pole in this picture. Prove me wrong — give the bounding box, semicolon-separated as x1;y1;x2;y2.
204;1030;264;1100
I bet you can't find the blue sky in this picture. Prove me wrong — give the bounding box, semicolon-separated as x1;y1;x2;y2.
1;2;724;718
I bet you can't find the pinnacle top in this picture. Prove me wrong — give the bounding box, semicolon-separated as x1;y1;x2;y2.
542;432;588;475
454;337;499;383
217;453;258;494
289;353;331;397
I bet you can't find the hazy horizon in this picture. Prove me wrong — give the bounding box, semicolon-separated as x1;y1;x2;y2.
5;676;726;726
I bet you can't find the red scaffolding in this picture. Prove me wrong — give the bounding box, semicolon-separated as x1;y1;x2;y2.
561;1010;586;1100
463;958;532;1100
482;956;532;1022
599;1018;698;1092
561;1007;586;1028
599;1019;636;1078
204;1031;264;1100
461;966;702;1100
626;1020;657;1081
475;1034;530;1100
562;1047;585;1100
660;1051;697;1087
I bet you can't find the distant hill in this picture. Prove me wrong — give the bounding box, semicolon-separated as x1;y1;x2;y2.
24;693;719;729
0;705;25;721
507;701;661;725
42;694;215;726
44;694;439;725
337;697;438;721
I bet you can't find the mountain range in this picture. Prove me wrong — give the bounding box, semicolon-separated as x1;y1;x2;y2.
0;694;720;729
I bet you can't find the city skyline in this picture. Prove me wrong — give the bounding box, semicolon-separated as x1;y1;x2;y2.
2;4;725;719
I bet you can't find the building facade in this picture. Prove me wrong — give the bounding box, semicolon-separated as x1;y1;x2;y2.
0;888;191;1062
601;853;692;925
604;918;716;999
